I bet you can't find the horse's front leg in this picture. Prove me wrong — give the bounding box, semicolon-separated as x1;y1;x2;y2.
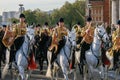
46;51;52;78
73;69;77;80
2;48;10;79
99;65;105;80
61;63;69;80
18;66;25;80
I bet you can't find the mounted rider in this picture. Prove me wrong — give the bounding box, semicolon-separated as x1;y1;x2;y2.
73;22;83;47
70;22;83;69
80;16;95;65
34;24;41;36
2;13;27;62
50;18;68;67
112;20;120;69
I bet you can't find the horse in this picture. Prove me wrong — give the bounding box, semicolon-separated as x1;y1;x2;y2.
34;32;51;73
2;27;35;80
46;29;77;80
84;24;110;80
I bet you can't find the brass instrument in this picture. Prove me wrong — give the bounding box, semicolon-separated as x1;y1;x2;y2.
2;28;15;47
83;27;94;44
2;23;27;48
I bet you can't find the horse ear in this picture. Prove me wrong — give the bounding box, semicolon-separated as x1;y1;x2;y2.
96;23;99;28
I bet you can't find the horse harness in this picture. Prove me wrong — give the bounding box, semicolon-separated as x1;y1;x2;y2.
21;34;31;62
63;37;76;65
90;43;101;68
91;30;107;67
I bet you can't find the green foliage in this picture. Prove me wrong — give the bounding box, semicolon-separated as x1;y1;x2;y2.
23;0;85;29
8;18;19;23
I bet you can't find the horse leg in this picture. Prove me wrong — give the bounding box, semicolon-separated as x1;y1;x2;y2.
73;68;77;80
83;64;88;80
99;65;105;80
46;51;52;78
61;64;69;80
88;66;94;80
2;63;9;79
25;70;32;80
2;49;10;79
39;52;44;73
18;66;25;80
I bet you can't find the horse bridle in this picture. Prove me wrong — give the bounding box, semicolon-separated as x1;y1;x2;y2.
96;28;107;43
90;28;108;67
68;37;76;48
63;36;76;64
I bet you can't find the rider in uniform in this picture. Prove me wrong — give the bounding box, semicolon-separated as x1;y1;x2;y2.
79;17;94;73
50;18;68;67
70;22;83;69
112;20;120;69
34;24;41;58
73;22;83;46
2;13;27;62
34;24;41;36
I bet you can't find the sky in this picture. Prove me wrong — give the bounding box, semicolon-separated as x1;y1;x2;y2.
0;0;75;15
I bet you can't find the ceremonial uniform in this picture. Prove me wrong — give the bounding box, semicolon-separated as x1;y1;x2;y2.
113;20;120;69
50;18;68;67
2;14;27;62
34;24;41;36
112;28;120;51
80;17;94;73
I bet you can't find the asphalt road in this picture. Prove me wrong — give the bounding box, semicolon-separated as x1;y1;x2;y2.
2;62;120;80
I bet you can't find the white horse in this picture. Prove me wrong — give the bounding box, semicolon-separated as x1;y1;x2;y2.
2;27;35;80
46;29;77;80
84;24;110;80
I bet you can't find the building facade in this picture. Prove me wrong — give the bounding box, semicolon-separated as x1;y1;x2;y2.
2;11;19;25
2;5;25;25
111;0;120;24
0;15;2;26
86;0;120;25
86;0;110;25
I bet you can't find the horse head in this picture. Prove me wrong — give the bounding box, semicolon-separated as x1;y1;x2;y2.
26;27;35;41
67;29;76;49
95;24;110;50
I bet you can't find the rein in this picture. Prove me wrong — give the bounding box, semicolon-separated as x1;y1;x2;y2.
91;29;107;67
90;44;101;67
63;37;75;65
21;34;32;62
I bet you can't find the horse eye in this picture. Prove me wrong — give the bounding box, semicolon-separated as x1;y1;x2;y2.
99;30;101;33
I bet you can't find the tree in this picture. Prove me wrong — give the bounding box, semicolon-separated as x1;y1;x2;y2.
23;0;86;28
8;18;19;23
23;10;37;25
